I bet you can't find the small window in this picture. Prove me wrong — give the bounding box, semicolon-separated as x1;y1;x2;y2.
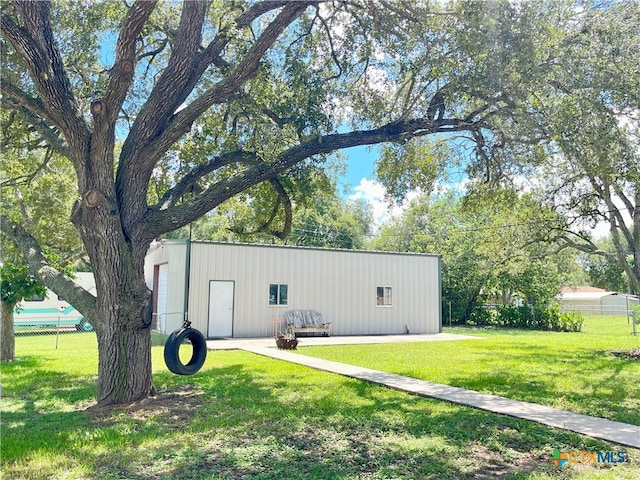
269;283;288;306
25;293;45;302
376;286;392;306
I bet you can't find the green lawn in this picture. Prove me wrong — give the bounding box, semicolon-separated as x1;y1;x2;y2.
300;315;640;425
1;318;639;480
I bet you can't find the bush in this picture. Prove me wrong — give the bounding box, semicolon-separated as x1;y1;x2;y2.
474;303;585;332
540;305;584;332
467;306;496;326
496;305;537;329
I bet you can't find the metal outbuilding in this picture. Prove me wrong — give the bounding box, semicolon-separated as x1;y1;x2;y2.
144;239;442;338
559;286;639;315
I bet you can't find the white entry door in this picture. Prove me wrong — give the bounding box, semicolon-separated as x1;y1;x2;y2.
208;281;234;338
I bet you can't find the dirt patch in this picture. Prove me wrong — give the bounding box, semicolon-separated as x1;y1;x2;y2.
461;444;546;479
607;347;640;360
83;385;205;426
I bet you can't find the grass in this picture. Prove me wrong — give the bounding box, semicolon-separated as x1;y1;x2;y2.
300;315;640;425
0;318;638;479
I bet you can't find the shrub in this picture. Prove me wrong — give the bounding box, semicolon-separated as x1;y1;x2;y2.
489;304;584;332
497;305;539;328
467;306;496;326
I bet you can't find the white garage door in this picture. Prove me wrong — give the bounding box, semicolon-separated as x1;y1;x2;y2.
156;264;168;333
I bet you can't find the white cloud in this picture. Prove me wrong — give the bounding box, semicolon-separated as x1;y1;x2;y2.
348;178;419;227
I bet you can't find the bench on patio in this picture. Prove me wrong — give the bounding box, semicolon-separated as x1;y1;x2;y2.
284;309;331;336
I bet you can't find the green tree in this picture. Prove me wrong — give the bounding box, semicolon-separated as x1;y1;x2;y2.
372;188;577;323
0;0;595;405
1;109;88;362
371;193;487;323
530;1;640;294
370;0;640;299
0;262;46;361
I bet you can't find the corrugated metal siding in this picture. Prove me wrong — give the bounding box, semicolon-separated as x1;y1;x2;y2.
144;240;188;333
185;241;441;338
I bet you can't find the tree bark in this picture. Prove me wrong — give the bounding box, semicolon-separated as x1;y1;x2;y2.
95;302;154;405
70;185;155;405
92;255;154;405
1;302;16;362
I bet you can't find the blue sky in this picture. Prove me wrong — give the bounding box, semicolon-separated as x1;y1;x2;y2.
339;145;416;227
340;145;378;190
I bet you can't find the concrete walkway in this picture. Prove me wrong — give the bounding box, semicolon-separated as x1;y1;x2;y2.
206;334;640;449
206;333;482;350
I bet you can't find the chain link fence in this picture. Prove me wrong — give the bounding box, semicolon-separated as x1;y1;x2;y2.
14;315;94;336
14;311;188;339
557;303;639;335
13;315;94;350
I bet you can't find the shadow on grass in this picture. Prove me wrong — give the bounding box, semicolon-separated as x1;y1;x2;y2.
2;352;638;480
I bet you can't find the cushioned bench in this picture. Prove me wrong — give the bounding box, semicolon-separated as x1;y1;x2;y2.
284;309;331;336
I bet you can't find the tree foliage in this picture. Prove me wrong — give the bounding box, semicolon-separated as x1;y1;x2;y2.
0;262;47;361
580;237;636;294
0;263;46;310
528;1;640;294
371;188;580;323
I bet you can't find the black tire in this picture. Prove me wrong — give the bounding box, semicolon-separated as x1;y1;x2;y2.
164;327;207;375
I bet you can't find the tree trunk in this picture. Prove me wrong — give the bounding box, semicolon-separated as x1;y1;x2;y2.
462;286;483;324
95;310;154;405
71;184;155;406
1;301;16;362
92;255;155;406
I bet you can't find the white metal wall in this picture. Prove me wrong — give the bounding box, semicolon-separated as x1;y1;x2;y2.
186;242;441;338
144;240;189;333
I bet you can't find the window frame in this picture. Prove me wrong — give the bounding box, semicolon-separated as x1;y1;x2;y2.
268;283;289;306
376;286;393;307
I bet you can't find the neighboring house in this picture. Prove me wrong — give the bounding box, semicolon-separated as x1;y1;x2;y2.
559;286;639;315
144;239;442;338
13;272;96;332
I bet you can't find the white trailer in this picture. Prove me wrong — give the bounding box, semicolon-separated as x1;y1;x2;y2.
13;272;96;333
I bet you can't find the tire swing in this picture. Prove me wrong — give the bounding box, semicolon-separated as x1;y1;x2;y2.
164;321;207;375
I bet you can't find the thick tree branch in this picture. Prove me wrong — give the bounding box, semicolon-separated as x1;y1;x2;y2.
585;173;635;250
1;79;50;125
2;1;90;161
611;182;636;225
103;0;157;125
191;1;293;77
0;216;97;320
116;1;314;236
0;93;71;158
119;1;205;159
146;2;315;164
144;116;475;235
158;151;263;210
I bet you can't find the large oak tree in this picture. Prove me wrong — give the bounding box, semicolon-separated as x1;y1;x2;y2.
531;1;640;295
1;0;561;405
